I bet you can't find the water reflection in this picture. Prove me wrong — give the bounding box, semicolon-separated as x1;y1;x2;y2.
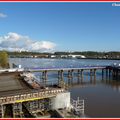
101;78;120;93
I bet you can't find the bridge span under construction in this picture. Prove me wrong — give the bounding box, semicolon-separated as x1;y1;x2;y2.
0;71;84;118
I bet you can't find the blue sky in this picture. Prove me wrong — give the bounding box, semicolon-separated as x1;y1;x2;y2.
0;2;120;52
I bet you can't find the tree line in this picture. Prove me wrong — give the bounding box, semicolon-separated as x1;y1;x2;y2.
6;51;120;59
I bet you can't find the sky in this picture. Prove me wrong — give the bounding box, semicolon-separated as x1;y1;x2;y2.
0;2;120;52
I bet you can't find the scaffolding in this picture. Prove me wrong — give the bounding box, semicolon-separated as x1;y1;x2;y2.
12;103;23;118
23;98;52;117
71;97;84;117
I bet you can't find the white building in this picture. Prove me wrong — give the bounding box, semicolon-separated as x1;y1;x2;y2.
68;55;86;58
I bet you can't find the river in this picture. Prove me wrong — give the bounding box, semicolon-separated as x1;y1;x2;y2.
9;58;120;117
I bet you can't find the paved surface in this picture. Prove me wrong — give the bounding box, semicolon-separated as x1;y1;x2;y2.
0;72;31;96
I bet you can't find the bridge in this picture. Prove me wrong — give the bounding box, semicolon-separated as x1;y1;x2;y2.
24;65;106;72
23;66;107;86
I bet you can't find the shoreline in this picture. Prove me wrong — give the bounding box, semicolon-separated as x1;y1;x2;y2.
9;57;120;60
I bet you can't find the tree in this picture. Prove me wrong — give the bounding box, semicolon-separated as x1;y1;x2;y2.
0;51;9;68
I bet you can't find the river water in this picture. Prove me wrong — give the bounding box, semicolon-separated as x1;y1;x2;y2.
9;58;120;117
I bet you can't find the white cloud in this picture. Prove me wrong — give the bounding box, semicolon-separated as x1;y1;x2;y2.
0;13;7;18
30;41;56;51
0;32;56;52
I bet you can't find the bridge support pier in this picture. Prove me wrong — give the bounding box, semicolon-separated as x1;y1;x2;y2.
89;69;96;84
68;70;74;85
106;69;109;78
109;69;111;78
102;69;104;80
80;70;83;81
77;70;81;83
58;70;64;86
42;71;48;87
90;69;93;83
93;69;96;84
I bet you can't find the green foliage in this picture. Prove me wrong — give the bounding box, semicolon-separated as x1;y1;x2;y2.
8;51;52;58
0;51;9;68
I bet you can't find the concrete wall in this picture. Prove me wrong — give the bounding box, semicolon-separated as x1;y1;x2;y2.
51;92;70;110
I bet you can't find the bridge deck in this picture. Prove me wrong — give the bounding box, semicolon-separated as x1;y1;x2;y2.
0;72;32;97
0;72;66;105
26;66;106;72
